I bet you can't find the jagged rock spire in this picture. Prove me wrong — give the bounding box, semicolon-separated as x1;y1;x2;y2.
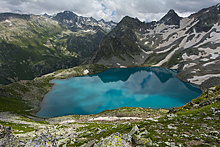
160;9;181;25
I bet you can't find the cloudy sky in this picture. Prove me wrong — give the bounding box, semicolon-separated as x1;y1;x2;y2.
0;0;219;22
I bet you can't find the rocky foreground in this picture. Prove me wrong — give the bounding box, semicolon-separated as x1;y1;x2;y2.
0;85;219;146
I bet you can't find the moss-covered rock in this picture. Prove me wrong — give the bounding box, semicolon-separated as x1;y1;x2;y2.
94;133;132;147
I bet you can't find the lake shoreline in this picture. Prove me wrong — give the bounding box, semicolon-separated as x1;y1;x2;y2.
0;64;213;118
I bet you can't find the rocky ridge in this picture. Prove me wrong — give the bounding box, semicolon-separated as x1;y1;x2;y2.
52;11;117;33
89;3;220;90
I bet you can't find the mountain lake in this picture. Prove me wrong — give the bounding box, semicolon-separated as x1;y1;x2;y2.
37;67;202;118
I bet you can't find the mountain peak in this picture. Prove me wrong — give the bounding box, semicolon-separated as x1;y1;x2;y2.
120;16;141;24
118;16;143;29
43;13;51;18
61;11;77;16
160;9;181;25
168;9;176;14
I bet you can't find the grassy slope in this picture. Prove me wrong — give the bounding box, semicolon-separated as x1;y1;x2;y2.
0;15;107;85
0;15;78;85
0;64;108;116
0;85;219;146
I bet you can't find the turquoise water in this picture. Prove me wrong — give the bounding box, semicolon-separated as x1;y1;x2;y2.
37;67;202;118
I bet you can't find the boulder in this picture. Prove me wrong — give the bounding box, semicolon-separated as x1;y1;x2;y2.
96;129;107;134
94;133;131;147
209;131;219;136
121;134;132;142
132;135;152;146
129;125;139;136
167;114;177;118
83;140;96;147
168;124;177;130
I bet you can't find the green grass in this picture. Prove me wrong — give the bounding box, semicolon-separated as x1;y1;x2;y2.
177;100;220;116
75;122;132;141
0;121;35;134
0;77;53;115
0;64;108;116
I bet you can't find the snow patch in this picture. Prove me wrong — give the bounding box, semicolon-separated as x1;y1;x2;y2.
198;47;220;60
170;64;179;69
191;69;201;73
146;118;158;122
83;29;96;33
156;34;178;49
183;63;197;70
203;61;216;67
59;120;76;124
200;58;210;61
182;47;220;61
188;74;220;85
182;53;202;60
156;45;175;54
204;9;210;13
155;19;198;49
195;23;220;47
141;49;153;54
180;17;194;29
120;66;127;68
83;69;89;75
3;19;13;26
153;48;179;67
144;41;149;45
88;117;143;121
151;41;154;46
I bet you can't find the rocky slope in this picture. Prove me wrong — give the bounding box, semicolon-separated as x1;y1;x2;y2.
52;11;116;60
89;3;220;90
0;85;219;146
0;12;116;85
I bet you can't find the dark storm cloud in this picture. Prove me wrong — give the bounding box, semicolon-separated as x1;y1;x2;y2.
0;0;219;22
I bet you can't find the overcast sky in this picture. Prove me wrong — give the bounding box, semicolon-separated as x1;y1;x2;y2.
0;0;219;22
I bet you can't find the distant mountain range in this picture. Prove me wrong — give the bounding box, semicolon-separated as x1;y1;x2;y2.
0;11;116;85
52;11;116;32
0;4;220;90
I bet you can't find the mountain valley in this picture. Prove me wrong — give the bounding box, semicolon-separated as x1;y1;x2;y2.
0;3;220;147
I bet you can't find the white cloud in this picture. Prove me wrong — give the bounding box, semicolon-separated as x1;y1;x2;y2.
0;0;219;22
